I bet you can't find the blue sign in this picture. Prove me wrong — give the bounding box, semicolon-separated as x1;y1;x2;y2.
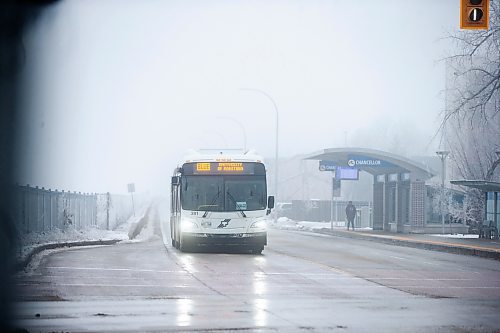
319;160;336;171
336;167;359;180
347;155;395;168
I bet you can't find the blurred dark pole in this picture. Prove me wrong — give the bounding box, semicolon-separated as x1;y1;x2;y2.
0;1;58;330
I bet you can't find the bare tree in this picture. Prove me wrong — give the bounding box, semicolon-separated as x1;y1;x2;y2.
445;1;499;123
444;1;500;181
446;110;500;181
442;2;500;226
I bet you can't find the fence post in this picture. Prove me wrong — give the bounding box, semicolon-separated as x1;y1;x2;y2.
92;194;96;227
82;193;86;228
85;194;89;228
61;190;64;229
106;192;110;230
48;189;52;230
79;192;83;229
85;194;88;228
77;192;81;229
55;189;59;230
24;185;29;233
42;187;46;231
94;193;98;227
35;186;40;232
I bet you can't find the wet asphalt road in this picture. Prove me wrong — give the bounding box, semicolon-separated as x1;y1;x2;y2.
13;228;500;332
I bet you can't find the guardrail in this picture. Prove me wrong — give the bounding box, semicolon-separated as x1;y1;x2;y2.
12;184;141;234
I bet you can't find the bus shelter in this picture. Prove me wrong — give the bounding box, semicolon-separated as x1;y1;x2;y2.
304;148;435;233
450;180;500;234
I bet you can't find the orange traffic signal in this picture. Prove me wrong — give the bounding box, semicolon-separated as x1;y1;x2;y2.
460;0;489;30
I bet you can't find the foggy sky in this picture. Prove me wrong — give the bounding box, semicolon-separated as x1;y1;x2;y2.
17;0;459;194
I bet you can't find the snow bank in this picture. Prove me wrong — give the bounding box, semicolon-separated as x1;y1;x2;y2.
272;218;372;232
430;234;479;239
272;218;328;231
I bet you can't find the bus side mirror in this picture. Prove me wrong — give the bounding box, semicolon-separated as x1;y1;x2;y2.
267;196;275;209
171;176;180;186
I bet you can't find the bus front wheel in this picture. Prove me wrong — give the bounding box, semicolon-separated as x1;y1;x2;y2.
251;247;263;255
179;236;190;252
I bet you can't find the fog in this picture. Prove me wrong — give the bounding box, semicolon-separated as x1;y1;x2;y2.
16;0;458;195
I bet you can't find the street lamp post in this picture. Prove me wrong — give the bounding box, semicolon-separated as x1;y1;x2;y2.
436;151;450;234
217;117;247;152
240;88;279;225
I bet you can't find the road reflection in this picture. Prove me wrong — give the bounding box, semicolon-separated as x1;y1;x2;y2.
176;298;193;326
253;271;267;295
178;254;196;273
252;255;268;327
253;298;268;327
176;251;270;327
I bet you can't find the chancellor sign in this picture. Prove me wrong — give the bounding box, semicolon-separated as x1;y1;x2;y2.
347;155;395;168
319;160;336;171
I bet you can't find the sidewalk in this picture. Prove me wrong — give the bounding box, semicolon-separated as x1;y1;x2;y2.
313;227;500;260
15;205;154;272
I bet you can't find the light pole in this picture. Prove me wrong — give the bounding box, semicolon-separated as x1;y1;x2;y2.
198;130;228;148
436;151;450;234
240;88;279;224
217;116;247;152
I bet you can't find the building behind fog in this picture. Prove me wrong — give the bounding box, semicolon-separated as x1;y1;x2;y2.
266;148;469;234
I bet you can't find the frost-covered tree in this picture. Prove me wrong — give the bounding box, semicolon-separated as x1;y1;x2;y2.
442;2;500;226
445;1;499;123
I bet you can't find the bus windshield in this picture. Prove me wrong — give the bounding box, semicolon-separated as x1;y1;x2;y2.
181;175;266;212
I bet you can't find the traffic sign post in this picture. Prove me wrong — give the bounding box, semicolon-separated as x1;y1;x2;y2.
331;177;341;231
460;0;489;30
127;183;136;217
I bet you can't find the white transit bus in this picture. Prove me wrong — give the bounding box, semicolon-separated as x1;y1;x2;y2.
170;150;274;254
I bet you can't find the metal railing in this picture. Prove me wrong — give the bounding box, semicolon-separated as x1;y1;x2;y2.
12;184;142;234
13;185;97;233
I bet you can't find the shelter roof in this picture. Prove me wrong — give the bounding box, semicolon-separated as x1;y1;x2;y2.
303;147;435;180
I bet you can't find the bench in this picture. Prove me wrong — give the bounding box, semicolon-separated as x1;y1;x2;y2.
479;220;498;240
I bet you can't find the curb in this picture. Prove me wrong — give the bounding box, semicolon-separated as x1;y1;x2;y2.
312;228;500;261
127;206;152;240
15;239;122;272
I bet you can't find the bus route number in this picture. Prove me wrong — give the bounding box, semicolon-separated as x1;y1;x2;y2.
196;163;211;172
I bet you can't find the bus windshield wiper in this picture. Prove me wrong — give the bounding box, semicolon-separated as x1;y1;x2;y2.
226;191;247;217
202;189;221;218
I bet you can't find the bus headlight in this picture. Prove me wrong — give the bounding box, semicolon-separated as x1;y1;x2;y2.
250;220;267;229
181;219;198;232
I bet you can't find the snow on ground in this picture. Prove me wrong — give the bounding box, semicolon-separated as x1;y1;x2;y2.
271;217;356;232
431;234;479;239
15;204;153;264
16;227;128;260
272;218;479;238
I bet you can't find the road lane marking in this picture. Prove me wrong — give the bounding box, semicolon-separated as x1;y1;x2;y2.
387;286;500;289
18;283;500;290
282;228;500;253
420;261;439;266
16;275;493;282
389;256;408;260
39;283;188;288
46;266;186;274
363;234;500;253
15;283;191;288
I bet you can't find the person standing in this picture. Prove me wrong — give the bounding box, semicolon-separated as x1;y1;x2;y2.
345;201;356;231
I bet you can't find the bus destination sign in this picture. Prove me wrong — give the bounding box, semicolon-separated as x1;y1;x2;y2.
217;162;244;172
190;162;257;175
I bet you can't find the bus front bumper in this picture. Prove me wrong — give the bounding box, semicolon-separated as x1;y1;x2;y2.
181;232;267;247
